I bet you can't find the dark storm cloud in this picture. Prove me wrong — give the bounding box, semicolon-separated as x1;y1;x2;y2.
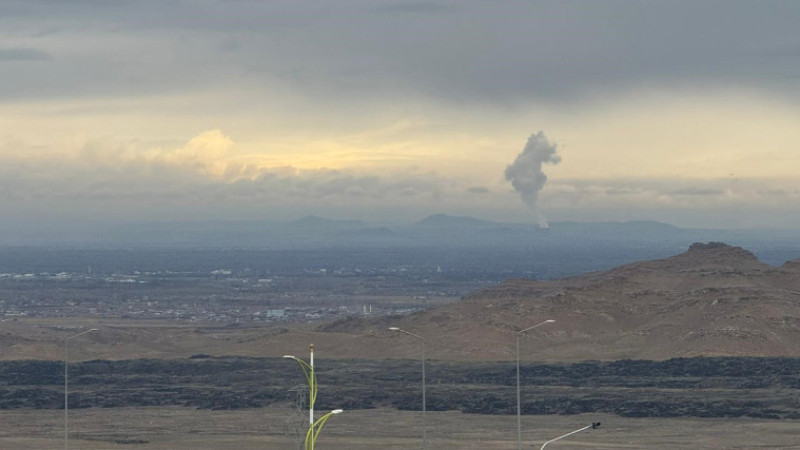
603;187;646;196
758;189;791;196
551;179;721;196
467;186;490;194
544;178;794;206
669;187;725;196
0;47;51;61
370;1;457;14
3;0;800;103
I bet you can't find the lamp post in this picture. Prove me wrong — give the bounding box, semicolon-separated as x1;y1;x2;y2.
389;327;426;450
286;344;327;449
540;422;601;449
304;409;343;450
64;328;98;450
285;343;316;426
516;319;554;450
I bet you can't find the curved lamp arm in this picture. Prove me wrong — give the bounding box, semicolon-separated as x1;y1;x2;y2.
304;409;343;450
518;319;555;336
540;422;600;450
284;355;318;411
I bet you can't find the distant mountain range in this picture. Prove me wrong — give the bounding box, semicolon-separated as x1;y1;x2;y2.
8;213;800;250
103;213;781;238
414;213;502;229
7;213;800;278
94;214;800;262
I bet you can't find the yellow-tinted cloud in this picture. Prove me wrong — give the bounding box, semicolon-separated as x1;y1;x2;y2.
545;89;800;180
142;129;234;178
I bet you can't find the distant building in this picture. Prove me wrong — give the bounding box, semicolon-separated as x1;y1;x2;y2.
266;309;286;318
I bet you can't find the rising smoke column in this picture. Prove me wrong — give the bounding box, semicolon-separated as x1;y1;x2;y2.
504;131;561;227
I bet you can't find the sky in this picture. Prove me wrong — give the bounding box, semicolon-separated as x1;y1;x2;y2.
2;0;800;234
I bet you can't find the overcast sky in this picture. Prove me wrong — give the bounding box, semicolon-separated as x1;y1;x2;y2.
3;0;800;233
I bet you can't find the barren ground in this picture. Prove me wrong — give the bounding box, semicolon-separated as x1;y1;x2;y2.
2;407;800;449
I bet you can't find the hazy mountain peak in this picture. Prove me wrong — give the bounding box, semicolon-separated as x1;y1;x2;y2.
415;213;497;228
292;215;365;228
338;227;397;238
293;215;333;225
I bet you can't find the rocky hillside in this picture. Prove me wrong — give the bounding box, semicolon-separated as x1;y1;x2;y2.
324;242;800;361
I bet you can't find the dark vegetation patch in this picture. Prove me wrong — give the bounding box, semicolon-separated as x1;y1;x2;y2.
1;357;799;419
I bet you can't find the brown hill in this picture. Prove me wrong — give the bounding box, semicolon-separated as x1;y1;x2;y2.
783;256;800;272
312;242;800;361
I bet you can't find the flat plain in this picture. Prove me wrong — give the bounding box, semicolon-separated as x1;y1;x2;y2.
2;407;800;449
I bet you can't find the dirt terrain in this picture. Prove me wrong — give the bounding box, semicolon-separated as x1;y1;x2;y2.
2;407;800;449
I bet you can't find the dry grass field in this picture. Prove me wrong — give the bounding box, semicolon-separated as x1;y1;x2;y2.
4;317;800;449
2;406;800;449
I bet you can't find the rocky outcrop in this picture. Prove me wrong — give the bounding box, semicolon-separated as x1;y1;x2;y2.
382;243;800;361
782;258;800;272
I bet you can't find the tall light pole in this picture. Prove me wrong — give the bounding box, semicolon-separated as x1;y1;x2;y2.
516;319;554;450
64;328;98;450
284;346;317;426
389;327;426;450
540;422;601;449
285;344;320;449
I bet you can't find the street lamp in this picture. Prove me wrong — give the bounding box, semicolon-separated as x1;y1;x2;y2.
516;319;554;450
389;327;426;450
304;409;343;450
540;422;601;449
64;328;98;450
284;344;317;427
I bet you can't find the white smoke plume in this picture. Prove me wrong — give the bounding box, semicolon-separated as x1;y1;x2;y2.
505;131;561;227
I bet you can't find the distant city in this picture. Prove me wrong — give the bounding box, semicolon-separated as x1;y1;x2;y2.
3;216;800;326
0;263;464;323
